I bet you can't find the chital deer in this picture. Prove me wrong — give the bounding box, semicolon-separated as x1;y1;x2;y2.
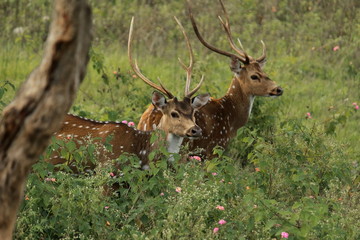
137;0;283;158
49;17;210;171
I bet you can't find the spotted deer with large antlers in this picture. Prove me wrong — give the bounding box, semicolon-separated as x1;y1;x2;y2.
137;0;283;159
49;17;209;171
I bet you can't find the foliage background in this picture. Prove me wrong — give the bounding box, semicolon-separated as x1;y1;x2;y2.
0;0;359;239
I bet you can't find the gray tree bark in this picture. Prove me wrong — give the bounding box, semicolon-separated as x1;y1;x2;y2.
0;0;92;239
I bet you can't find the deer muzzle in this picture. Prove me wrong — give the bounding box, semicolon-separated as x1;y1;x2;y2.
270;86;283;96
186;125;202;138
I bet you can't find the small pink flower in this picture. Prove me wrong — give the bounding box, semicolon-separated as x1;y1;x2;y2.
255;167;260;172
281;232;289;239
109;172;115;177
160;192;164;196
213;227;219;234
113;71;118;74
189;156;201;161
218;219;227;225
121;120;128;124
175;187;182;193
333;45;340;51
104;206;109;209
45;178;56;182
128;121;135;127
352;102;357;106
355;105;359;110
212;172;217;176
306;112;312;119
216;205;225;210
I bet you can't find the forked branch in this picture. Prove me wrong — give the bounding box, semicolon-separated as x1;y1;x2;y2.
0;0;92;239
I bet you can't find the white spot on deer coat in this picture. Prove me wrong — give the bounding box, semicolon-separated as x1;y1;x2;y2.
142;164;150;170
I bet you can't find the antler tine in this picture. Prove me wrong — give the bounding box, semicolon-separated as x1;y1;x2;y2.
187;2;240;61
256;40;267;63
237;38;244;51
217;0;249;63
174;16;193;97
128;17;174;99
187;75;205;98
156;77;174;99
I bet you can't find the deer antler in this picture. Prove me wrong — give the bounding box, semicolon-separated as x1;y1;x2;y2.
174;16;204;99
219;0;266;64
256;40;266;63
188;0;266;65
128;17;174;99
188;4;240;60
217;0;249;63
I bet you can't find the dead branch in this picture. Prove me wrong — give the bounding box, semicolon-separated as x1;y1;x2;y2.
0;0;92;239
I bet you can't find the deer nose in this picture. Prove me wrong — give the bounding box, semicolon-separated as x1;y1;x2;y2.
187;125;202;138
271;86;283;96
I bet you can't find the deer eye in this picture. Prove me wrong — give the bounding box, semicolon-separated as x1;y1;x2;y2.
251;75;259;80
171;112;180;118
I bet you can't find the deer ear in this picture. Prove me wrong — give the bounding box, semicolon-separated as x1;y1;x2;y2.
152;91;167;109
257;59;266;68
191;93;210;109
230;57;241;74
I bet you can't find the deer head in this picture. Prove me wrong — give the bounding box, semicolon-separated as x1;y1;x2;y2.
150;91;209;138
188;0;283;98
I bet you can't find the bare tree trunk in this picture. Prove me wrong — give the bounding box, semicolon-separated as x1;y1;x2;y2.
0;0;92;239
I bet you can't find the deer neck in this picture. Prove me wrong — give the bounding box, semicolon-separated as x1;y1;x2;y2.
154;122;184;159
166;133;184;162
224;75;255;130
166;133;184;153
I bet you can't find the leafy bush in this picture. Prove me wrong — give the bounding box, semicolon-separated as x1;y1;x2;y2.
15;112;360;239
